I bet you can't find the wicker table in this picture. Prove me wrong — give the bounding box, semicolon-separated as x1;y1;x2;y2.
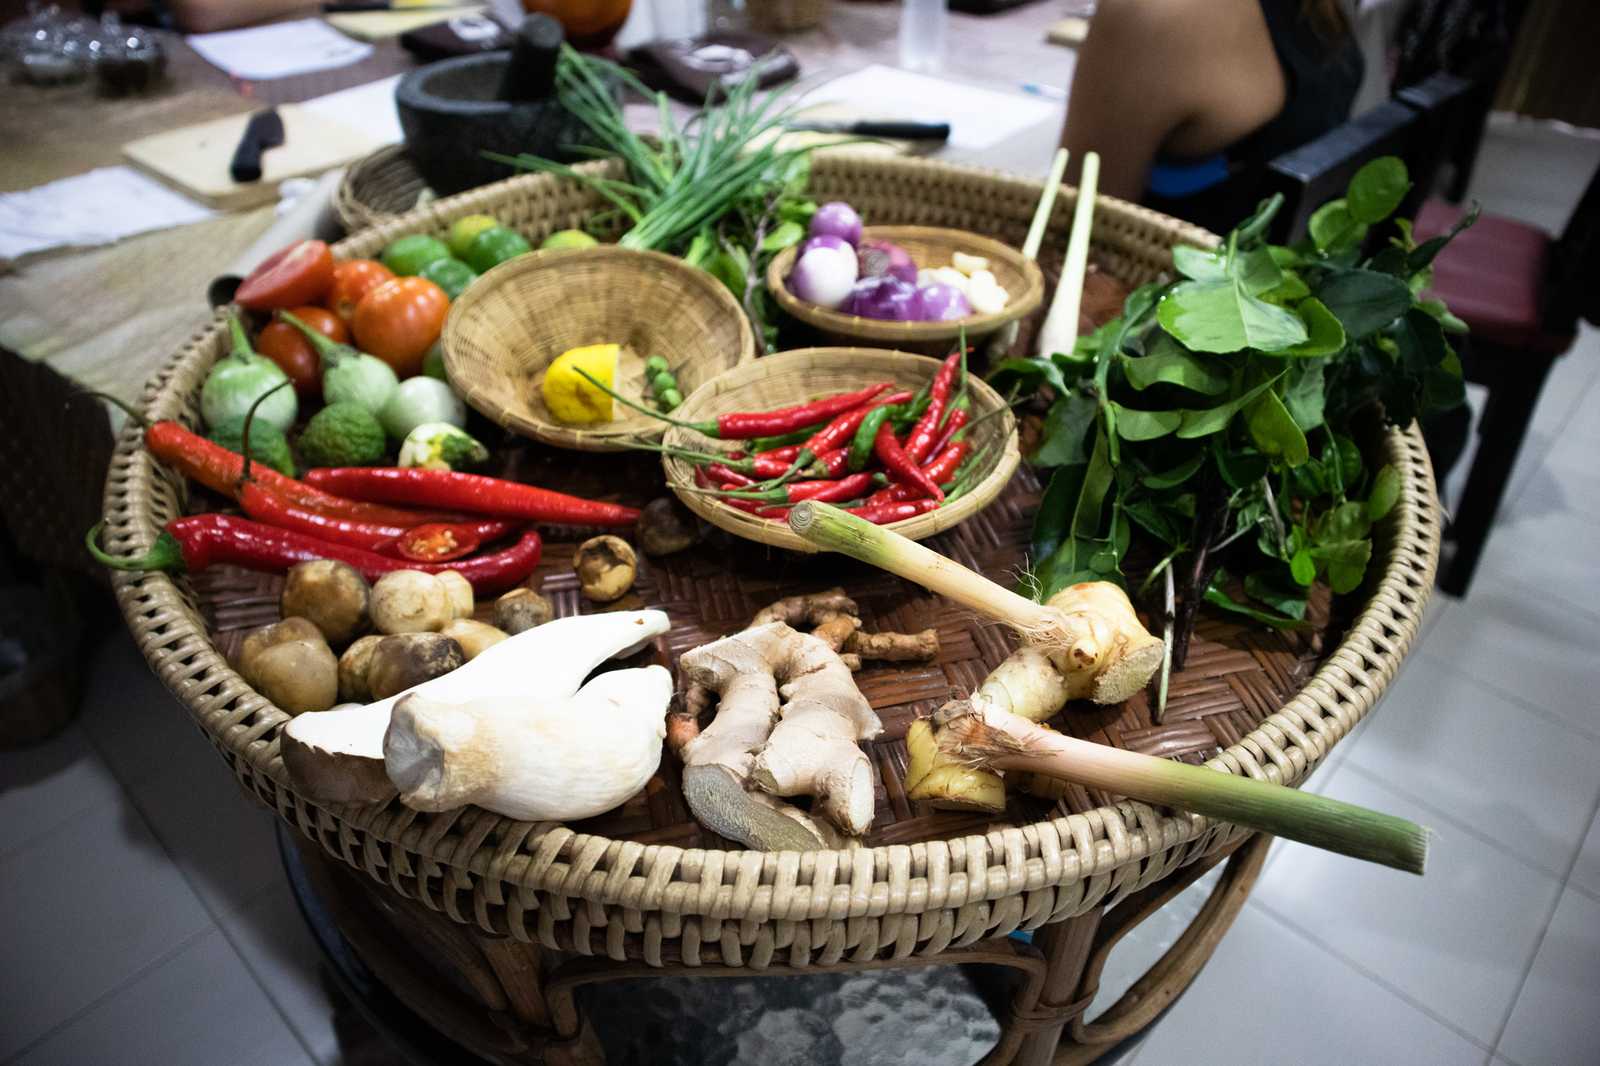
103;153;1442;1064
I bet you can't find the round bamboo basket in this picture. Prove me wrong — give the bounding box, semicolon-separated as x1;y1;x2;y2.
443;246;757;451
334;144;429;234
101;155;1439;980
663;348;1018;551
767;225;1045;353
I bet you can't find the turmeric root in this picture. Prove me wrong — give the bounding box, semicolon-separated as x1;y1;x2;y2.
674;621;882;851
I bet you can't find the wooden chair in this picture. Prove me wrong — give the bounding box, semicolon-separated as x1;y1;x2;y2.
1260;100;1423;244
1414;161;1600;596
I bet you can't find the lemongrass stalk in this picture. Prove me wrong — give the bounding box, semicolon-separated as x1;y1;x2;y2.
788;501;1076;648
936;699;1428;874
1035;150;1100;359
988;148;1068;360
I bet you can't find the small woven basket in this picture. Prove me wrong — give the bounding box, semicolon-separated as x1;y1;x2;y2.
443;245;758;451
768;225;1045;354
334;145;430;234
663;347;1018;550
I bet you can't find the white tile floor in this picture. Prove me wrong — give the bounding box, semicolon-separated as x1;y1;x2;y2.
3;117;1599;1066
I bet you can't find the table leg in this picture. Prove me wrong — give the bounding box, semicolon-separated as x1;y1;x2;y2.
1011;909;1104;1066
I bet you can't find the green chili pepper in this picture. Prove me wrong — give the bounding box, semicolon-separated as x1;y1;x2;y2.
891;383;932;434
848;405;896;472
748;424;824;452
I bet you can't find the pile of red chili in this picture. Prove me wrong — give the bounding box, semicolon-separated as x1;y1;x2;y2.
666;351;998;526
89;419;640;594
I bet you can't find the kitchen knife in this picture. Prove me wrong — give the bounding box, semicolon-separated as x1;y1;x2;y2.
229;108;286;184
783;119;951;142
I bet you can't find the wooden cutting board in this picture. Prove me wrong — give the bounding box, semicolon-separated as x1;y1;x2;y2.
122;104;388;210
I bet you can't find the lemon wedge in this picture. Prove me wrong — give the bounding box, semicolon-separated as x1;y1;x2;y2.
543;343;620;424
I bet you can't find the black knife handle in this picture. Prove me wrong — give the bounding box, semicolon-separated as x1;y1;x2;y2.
851;121;951;142
230;110;283;183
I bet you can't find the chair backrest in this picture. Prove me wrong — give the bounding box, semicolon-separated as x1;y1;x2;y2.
1262;100;1423;244
1394;72;1480;214
1550;160;1600;330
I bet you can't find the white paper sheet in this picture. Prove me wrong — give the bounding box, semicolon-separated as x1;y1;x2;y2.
0;166;216;261
187;18;373;82
801;65;1059;153
300;74;405;147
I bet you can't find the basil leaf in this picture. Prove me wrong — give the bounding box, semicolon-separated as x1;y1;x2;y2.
989;357;1067;397
1141;452;1205;490
1110;403;1181;441
1245;389;1310;466
1204;572;1302;628
1315;269;1413;339
1244;569;1310;620
1276;297;1346;357
1031;462;1085;560
1177;374;1282;438
1309;198;1368;253
1120;335;1231;394
1368;464;1400;521
1032;391;1098;467
1157;277;1308;354
1346;156;1411;225
1172;244;1226;281
759;220;805;252
1408;203;1479;272
1283;359;1326;431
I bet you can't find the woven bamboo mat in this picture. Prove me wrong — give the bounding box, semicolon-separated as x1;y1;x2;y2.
192;437;1337;854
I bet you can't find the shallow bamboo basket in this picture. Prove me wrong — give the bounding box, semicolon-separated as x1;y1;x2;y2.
767;225;1045;354
101;155;1439;986
442;246;758;452
334;144;428;233
663;348;1018;550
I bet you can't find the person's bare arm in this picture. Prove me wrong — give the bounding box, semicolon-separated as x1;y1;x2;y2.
1060;1;1201;200
166;0;316;33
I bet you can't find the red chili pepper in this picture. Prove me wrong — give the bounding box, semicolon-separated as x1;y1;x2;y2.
755;444;803;463
770;389;916;486
706;462;756;488
237;480;514;558
390;522;513;563
713;471;880;507
142;421;465;526
87;516;542;593
847;498;939;524
302;467;638;527
814;447;850;478
873;421;944;502
926;400;970;460
580;371;894;440
904;352;963;464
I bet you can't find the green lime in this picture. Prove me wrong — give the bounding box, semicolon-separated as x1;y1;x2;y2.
540;228;598;251
464;226;532;273
419;257;478;300
381;234;452;276
447;214;499;258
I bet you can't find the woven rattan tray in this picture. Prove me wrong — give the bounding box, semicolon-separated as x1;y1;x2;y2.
103;155;1440;969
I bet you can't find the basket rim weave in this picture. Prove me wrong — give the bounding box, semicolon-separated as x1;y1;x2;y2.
101;157;1440;957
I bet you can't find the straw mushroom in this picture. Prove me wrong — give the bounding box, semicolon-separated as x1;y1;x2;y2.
337;635;384;703
370;570;453;634
238;617;338;714
439;619;508;661
575;535;636;603
280;560;370;647
366;632;464;700
493;587;552;634
436;570;474;619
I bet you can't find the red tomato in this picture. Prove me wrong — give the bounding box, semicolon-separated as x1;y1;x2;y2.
285;305;349;344
235;240;334;310
327;259;395;326
353;277;450;378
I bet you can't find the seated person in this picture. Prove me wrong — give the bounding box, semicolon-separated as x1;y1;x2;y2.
1060;0;1363;233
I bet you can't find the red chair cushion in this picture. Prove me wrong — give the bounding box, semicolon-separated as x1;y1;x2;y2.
1415;199;1574;354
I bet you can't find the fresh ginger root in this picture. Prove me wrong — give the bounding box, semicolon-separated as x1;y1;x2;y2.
749;588;940;671
904;718;1005;812
673;621;883;851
